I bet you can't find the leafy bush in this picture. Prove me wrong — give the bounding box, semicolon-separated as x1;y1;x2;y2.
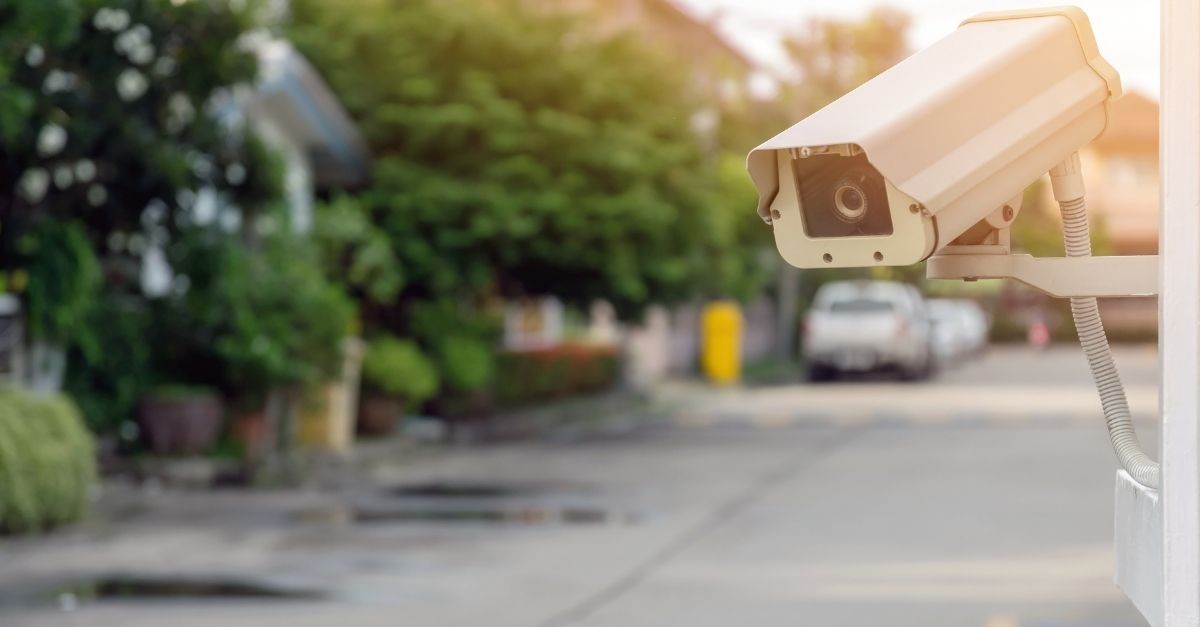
561;344;621;392
158;228;355;403
436;336;497;395
408;300;501;349
15;219;100;344
494;344;620;407
216;236;355;397
314;195;403;306
63;293;151;435
152;227;245;393
0;389;95;534
361;337;439;407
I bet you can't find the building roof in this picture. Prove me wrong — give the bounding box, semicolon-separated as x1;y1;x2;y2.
529;0;756;75
1093;90;1158;152
254;41;371;188
644;0;755;73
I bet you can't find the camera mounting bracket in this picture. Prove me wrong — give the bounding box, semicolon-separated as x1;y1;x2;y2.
927;247;1159;298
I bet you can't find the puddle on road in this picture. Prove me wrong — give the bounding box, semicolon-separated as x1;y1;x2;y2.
388;481;566;498
299;481;636;527
352;503;624;525
4;574;326;611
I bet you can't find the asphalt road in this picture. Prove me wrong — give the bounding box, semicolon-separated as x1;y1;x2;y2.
0;345;1157;626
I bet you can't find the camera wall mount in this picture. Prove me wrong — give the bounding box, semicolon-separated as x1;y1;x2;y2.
927;153;1159;299
927;247;1159;299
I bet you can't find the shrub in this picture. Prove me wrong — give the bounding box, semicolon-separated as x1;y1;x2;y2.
436;335;497;395
362;337;439;408
494;343;620;407
313;195;403;306
0;389;96;534
217;235;355;395
158;228;355;403
15;219;100;345
64;293;151;436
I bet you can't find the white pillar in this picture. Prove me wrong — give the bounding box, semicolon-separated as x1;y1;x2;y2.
1160;0;1200;622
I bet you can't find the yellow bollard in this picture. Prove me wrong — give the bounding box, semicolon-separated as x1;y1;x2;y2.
701;301;742;385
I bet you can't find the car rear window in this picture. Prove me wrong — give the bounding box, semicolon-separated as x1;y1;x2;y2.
828;299;894;314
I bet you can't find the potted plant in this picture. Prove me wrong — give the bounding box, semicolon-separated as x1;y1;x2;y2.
137;384;224;455
358;336;439;436
430;334;497;427
152;228;354;463
214;235;355;459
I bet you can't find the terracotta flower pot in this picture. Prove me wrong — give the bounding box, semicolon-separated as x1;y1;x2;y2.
231;408;271;462
358;395;400;436
137;391;223;455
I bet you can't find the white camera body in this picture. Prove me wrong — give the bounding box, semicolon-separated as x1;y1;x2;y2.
748;7;1122;269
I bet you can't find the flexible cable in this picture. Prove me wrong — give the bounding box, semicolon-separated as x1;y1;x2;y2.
1059;195;1160;489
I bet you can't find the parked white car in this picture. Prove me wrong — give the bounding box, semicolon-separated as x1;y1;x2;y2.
803;281;934;381
929;299;970;364
928;299;991;365
954;299;990;355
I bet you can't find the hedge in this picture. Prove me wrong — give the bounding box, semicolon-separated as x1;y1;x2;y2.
493;343;620;407
0;389;96;534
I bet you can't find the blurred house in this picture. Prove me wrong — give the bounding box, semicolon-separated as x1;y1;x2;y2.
503;298;566;351
142;41;368;296
1025;91;1159;336
1031;91;1158;253
528;0;754;83
1080;90;1159;255
1003;92;1161;336
251;40;371;231
1084;91;1159;334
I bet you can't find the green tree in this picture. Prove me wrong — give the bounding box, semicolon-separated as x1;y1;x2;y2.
0;0;270;279
783;8;912;115
288;0;745;322
2;0;292;433
153;225;353;404
709;153;776;302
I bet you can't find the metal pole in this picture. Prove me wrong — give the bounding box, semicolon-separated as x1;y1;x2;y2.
1160;0;1200;622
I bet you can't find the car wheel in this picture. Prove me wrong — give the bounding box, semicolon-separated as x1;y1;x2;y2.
808;364;836;382
899;354;933;382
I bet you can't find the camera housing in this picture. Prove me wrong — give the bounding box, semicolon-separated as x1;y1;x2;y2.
748;7;1122;269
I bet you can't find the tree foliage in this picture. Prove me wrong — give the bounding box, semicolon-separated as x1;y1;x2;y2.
289;0;753;320
155;226;354;402
783;8;912;116
0;0;271;273
0;1;321;433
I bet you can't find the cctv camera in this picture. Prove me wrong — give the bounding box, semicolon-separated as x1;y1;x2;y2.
748;7;1122;269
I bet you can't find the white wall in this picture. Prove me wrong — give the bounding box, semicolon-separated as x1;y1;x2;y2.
619;297;780;388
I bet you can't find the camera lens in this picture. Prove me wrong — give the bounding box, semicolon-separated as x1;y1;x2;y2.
793;155;893;238
833;184;868;223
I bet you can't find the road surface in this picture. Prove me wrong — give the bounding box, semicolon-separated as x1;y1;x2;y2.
0;346;1156;626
